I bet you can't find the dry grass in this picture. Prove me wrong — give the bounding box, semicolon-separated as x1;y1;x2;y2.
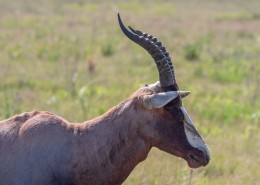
0;0;259;184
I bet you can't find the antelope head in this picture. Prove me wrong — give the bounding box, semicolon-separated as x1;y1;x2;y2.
118;13;210;168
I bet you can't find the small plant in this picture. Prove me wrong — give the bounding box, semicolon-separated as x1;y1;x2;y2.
2;89;12;119
184;43;200;61
78;86;88;119
101;40;114;57
8;46;22;59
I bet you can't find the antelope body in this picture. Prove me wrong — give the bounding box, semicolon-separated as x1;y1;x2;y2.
0;13;210;185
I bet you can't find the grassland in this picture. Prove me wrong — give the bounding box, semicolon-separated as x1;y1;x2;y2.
0;0;259;184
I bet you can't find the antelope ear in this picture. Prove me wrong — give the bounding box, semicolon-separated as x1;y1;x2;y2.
144;91;179;108
179;91;191;99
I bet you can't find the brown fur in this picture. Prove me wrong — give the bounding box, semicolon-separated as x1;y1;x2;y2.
0;84;208;185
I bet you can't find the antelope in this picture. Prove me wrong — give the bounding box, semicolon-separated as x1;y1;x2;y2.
0;13;210;185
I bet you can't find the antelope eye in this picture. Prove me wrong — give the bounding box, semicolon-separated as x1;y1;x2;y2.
178;109;185;121
164;98;179;110
164;106;184;122
164;103;176;111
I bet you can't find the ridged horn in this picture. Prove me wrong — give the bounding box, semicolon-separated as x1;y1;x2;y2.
117;12;176;87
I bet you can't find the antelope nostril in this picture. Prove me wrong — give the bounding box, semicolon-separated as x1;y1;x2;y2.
204;153;210;164
200;151;210;166
197;147;210;164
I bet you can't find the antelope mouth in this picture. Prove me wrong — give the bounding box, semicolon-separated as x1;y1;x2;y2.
187;153;210;168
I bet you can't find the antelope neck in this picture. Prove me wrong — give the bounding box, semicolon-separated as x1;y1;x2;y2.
74;101;151;185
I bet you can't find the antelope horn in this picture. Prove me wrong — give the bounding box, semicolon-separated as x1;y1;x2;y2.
117;12;176;87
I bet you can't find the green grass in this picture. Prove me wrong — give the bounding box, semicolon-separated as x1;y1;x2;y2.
0;0;259;184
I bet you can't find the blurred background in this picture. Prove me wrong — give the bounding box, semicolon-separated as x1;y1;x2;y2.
0;0;259;184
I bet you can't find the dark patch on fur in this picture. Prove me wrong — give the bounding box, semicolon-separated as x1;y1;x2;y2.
51;173;75;185
109;133;127;165
109;146;117;163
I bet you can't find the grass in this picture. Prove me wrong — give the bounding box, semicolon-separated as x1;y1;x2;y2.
0;0;260;184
